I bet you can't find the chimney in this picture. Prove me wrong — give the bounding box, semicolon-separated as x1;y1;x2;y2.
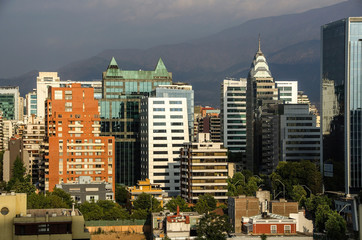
177;205;180;216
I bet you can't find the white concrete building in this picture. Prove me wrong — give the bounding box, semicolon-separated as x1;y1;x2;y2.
220;78;247;154
2;120;13;151
280;104;321;163
140;97;189;196
275;81;298;104
180;133;228;203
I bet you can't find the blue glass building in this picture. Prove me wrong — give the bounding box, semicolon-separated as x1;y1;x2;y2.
321;17;362;194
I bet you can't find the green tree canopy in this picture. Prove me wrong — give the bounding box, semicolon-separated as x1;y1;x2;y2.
115;184;128;205
227;171;262;196
165;196;190;212
325;211;347;240
291;185;307;203
133;193;162;212
270;160;322;200
195;194;217;214
196;213;232;240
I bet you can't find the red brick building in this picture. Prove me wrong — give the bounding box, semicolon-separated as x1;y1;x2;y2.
242;213;297;235
44;83;115;195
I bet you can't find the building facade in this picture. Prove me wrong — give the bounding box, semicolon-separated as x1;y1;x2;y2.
0;86;20;120
36;72;102;118
100;57;172;186
275;81;298;104
140;97;188;196
153;84;194;142
180;133;228;203
321;17;362;194
279;104;321;163
56;176;114;203
25;89;38;117
246;39;281;174
44;83;115;193
22;115;45;186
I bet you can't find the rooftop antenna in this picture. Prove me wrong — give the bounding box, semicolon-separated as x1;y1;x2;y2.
258;34;261;53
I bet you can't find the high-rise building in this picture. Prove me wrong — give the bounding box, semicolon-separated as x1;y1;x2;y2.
100;57;172;186
25;89;38;117
180;133;228;203
0;86;20;120
22;115;45;186
2;120;13;150
275;81;298;104
279;104;321;163
153;84;194;141
321;17;362;194
44;83;115;194
36;72;102;118
220;78;247;165
246;39;281;174
140;97;188;196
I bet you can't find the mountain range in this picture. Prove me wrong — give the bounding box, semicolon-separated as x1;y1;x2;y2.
1;0;361;107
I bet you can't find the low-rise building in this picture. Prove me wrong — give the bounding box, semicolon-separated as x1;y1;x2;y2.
270;199;298;217
128;178;167;207
56;176;114;203
0;192;90;240
228;195;260;233
152;209;201;240
242;213;297;235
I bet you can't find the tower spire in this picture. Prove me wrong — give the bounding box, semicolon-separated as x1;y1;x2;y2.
258;34;261;53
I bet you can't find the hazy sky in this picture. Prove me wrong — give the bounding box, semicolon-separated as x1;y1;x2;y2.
0;0;345;78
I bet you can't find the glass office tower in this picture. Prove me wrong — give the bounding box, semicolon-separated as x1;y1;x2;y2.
100;57;172;186
321;17;362;194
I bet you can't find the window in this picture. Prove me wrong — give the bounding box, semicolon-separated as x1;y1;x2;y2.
153;101;165;104
171;129;184;133
153;129;166;133
153;151;168;154
284;225;291;233
170;115;183;119
153;137;167;140
153;122;166;126
169;101;182;104
154;115;165;119
153;108;165;112
170;108;182;111
271;225;277;234
153;144;167;147
172;137;184;140
171;122;183;126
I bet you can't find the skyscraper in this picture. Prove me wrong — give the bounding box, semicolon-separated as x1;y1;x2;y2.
321;17;362;194
100;57;172;186
275;81;298;104
246;38;281;174
0;86;20;120
140;97;188;196
220;78;247;168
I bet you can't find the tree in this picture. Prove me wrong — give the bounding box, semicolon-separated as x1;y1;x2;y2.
12;180;36;196
227;172;262;197
315;204;331;232
304;194;332;218
27;193;69;209
130;209;148;220
165;196;190;212
195;194;217;214
79;201;104;221
133;193;162;212
196;213;232;240
325;211;347;240
115;184;128;205
12;156;26;181
51;188;73;208
291;185;307;203
270;161;323;200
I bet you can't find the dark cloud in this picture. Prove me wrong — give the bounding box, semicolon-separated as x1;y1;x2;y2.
0;0;346;78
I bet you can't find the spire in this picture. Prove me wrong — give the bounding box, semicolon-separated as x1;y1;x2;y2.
155;58;167;71
258;34;262;53
108;57;119;69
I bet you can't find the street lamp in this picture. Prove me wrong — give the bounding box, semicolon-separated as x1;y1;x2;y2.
234;173;245;185
275;179;285;199
301;185;312;196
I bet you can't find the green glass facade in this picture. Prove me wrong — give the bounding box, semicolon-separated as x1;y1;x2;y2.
100;57;172;185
